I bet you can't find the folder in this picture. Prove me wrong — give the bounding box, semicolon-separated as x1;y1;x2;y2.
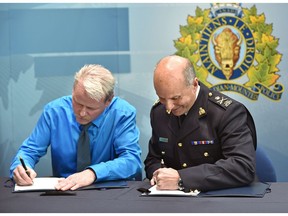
198;182;271;198
13;177;128;193
81;180;128;190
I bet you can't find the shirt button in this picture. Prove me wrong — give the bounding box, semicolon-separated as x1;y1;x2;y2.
204;152;209;157
178;143;183;147
161;151;165;155
182;163;187;167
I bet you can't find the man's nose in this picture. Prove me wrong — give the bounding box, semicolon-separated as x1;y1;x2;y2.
165;100;174;112
80;107;87;116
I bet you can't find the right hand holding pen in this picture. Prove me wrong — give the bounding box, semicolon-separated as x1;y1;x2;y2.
13;165;36;186
151;167;180;190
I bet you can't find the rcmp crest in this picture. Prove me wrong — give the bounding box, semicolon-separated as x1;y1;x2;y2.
174;3;284;101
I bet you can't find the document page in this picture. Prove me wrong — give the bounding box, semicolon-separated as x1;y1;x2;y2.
14;177;61;192
142;185;200;196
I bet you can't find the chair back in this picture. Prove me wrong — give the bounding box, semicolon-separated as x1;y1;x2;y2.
256;146;277;182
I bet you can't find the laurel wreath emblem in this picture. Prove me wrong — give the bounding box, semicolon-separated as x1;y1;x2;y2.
174;5;283;99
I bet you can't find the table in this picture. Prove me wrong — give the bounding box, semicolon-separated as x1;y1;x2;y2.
0;177;288;213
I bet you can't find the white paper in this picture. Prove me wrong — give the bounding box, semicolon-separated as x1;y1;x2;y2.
14;177;61;192
143;185;200;196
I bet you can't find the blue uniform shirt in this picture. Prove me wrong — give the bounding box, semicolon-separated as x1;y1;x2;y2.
10;96;142;181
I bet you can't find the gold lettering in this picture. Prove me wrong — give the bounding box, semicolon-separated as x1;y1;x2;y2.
220;17;227;25
206;63;218;74
199;44;208;53
201;55;210;63
200;37;209;42
239;64;247;74
246;37;255;47
211;18;222;29
244;54;254;64
246;47;255;54
241;61;250;70
238;22;246;31
203;26;213;36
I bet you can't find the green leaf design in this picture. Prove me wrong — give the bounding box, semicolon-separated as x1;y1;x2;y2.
174;4;282;93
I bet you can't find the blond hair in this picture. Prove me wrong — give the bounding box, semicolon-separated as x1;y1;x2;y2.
74;64;115;101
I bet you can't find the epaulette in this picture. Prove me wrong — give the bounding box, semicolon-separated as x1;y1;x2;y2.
152;99;161;108
208;91;233;110
152;99;172;115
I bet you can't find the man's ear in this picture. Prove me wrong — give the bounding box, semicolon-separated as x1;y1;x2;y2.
105;94;114;107
193;77;199;87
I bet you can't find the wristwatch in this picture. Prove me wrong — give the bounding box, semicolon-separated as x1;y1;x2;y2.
177;178;185;191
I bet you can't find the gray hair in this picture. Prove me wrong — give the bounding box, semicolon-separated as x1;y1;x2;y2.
183;59;196;86
73;64;115;102
155;55;196;86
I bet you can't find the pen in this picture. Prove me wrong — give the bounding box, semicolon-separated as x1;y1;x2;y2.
19;156;31;178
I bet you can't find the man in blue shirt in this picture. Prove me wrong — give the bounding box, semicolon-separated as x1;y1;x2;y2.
10;64;142;191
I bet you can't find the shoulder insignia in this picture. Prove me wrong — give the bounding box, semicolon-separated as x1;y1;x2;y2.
208;91;233;109
151;99;171;115
153;99;160;106
152;99;162;110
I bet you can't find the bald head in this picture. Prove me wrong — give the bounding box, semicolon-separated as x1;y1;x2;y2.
153;55;198;116
154;55;195;89
155;55;189;73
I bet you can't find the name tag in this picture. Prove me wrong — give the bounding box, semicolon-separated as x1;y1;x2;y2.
159;137;168;143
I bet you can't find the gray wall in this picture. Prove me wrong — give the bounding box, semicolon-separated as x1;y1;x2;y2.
1;3;287;181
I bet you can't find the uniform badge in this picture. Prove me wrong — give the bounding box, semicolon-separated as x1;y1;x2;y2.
199;107;206;116
215;96;232;107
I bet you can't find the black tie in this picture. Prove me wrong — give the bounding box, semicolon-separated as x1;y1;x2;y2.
77;123;92;172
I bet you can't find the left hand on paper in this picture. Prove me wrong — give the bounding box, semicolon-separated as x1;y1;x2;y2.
55;169;96;191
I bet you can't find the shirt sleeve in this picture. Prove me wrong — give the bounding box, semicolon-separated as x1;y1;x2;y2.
89;106;142;181
9;109;51;179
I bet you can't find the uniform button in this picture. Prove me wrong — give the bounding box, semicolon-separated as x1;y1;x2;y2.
178;143;183;147
161;151;165;155
209;92;213;97
204;152;209;157
182;163;187;167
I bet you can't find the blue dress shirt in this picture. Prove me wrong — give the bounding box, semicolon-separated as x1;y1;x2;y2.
10;96;142;181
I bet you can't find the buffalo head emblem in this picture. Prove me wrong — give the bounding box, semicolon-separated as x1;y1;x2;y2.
212;28;242;80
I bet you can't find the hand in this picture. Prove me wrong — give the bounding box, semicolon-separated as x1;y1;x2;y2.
150;167;180;190
13;165;37;186
55;169;96;191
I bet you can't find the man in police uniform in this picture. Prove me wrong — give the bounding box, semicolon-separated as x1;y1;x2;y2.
144;55;257;192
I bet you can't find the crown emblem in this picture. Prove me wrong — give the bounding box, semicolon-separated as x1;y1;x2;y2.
210;3;243;18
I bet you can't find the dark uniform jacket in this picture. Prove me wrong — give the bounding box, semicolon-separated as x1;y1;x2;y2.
144;82;257;192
